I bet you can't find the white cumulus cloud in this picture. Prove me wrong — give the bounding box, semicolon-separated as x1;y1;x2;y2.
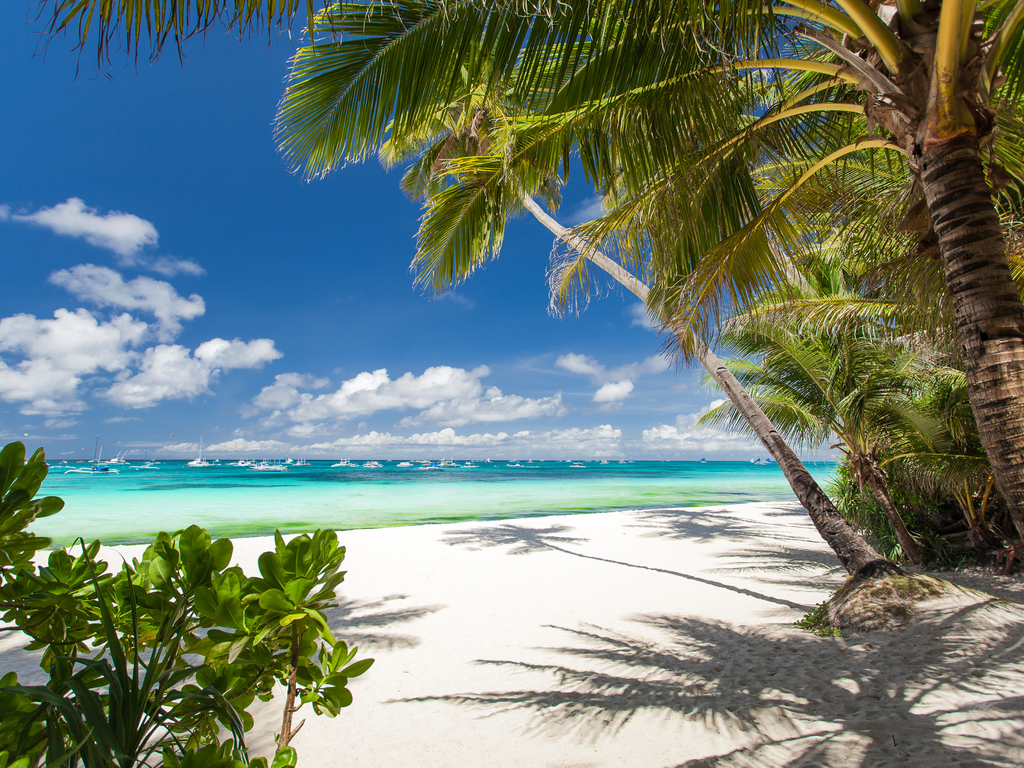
555;352;670;404
252;373;332;412
104;338;282;408
0;309;147;415
8;198;157;256
50;264;204;342
397;387;566;428
4;198;204;276
642;400;760;454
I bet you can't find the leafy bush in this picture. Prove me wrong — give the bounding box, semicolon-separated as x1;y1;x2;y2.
0;443;373;767
827;460;974;568
793;599;841;637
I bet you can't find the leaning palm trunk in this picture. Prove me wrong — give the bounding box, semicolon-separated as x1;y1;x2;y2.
521;194;888;574
922;138;1024;542
849;452;923;564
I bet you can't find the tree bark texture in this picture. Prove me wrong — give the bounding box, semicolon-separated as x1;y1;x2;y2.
853;456;923;564
522;194;887;573
923;137;1024;542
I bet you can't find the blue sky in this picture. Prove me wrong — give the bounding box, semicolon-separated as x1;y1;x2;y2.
0;6;772;460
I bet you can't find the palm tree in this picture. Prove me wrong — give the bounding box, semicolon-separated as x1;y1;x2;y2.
274;0;1024;539
699;305;929;562
270;8;890;574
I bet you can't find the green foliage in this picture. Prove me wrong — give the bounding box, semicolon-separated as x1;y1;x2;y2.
0;441;371;767
827;462;974;570
793;599;841;638
0;443;63;574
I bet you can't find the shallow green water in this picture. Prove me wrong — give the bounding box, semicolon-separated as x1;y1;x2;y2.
37;460;838;546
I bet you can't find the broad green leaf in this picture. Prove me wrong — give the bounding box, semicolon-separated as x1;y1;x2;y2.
339;658;374;678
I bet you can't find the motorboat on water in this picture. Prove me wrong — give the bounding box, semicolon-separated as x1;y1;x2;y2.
248;461;288;472
570;462;586;468
107;450;130;465
362;461;383;468
463;461;478;468
293;458;310;467
506;462;522;468
331;458;357;467
187;437;211;467
396;461;414;468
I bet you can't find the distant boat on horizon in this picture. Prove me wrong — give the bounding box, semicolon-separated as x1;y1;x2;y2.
187;437;211;467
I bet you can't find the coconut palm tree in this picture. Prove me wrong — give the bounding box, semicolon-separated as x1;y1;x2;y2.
274;0;1024;540
700;305;930;562
269;7;894;574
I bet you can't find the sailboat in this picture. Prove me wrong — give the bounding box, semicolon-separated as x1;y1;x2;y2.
134;448;160;470
65;436;119;474
187;437;211;467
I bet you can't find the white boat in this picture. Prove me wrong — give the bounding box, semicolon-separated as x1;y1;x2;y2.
331;458;357;467
133;449;160;470
65;464;119;475
570;462;586;468
107;449;130;465
415;463;443;471
188;437;211;467
463;461;478;468
248;461;288;472
362;461;383;469
506;462;522;468
439;457;458;468
294;458;310;467
229;459;254;467
396;461;414;468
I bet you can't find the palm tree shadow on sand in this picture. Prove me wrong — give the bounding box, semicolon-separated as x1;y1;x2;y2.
325;594;446;651
630;506;816;547
443;522;812;611
394;605;1024;767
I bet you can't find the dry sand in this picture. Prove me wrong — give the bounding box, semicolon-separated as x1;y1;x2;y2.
3;501;1023;767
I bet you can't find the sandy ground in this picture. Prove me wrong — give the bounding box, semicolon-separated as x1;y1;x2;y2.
3;501;1023;767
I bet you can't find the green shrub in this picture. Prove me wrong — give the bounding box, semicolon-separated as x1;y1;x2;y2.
0;443;372;767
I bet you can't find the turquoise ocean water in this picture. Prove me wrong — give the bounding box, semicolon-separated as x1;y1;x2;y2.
36;460;838;546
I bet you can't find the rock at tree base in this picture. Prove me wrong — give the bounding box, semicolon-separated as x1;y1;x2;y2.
827;572;997;633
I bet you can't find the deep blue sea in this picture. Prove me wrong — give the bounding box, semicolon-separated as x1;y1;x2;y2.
36;459;838;546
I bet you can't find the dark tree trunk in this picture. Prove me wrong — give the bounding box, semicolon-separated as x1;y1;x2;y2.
852;455;922;564
923;136;1024;542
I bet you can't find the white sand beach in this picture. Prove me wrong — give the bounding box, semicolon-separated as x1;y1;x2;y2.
4;501;1023;767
